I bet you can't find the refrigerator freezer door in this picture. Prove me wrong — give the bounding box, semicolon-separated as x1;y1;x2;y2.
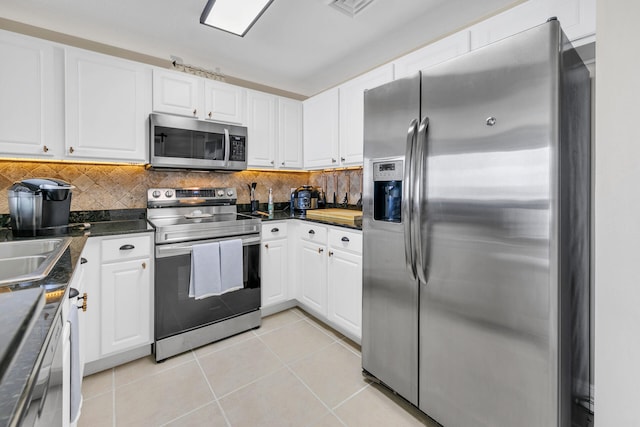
362;74;421;405
419;23;561;426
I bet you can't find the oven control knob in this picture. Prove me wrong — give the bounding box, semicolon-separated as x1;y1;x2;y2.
227;190;233;196
165;190;174;198
152;190;161;198
217;189;224;197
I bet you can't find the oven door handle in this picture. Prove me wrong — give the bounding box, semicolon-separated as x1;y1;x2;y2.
155;235;261;258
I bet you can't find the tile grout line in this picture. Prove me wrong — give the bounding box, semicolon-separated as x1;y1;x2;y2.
253;331;349;427
191;349;233;427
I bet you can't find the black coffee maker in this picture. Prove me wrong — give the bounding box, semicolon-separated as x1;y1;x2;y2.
8;178;74;236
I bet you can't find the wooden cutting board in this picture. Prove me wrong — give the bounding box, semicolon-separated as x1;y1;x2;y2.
305;208;363;225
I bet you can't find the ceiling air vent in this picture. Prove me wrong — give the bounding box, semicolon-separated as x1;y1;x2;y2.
329;0;376;17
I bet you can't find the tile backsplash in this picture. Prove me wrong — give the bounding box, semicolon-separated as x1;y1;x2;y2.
0;161;363;214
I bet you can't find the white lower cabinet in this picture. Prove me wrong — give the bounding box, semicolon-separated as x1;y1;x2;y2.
260;222;289;308
100;258;151;355
299;239;328;316
327;229;363;339
293;222;363;341
83;233;153;366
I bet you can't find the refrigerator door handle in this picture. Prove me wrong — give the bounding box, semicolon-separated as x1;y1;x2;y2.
404;118;419;279
414;116;429;284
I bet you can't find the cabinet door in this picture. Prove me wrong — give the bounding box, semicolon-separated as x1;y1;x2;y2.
204;80;246;124
152;68;202;118
303;88;339;169
277;97;303;169
299;240;328;316
65;48;151;162
327;248;362;340
261;238;289;307
100;258;151;356
246;90;277;167
81;239;101;364
339;65;394;166
393;31;470;78
0;30;61;158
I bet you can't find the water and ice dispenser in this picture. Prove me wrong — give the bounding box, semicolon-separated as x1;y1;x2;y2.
373;160;403;223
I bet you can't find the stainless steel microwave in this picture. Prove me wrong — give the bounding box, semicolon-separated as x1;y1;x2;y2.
149;113;248;171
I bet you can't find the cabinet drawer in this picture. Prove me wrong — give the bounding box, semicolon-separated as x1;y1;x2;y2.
300;224;327;244
328;228;362;254
261;222;288;241
101;234;152;263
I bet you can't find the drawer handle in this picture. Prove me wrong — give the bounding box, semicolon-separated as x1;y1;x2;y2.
341;237;350;242
308;230;315;235
80;257;88;264
271;228;279;233
120;244;135;251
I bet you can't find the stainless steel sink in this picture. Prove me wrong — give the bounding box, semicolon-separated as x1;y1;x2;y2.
0;237;73;286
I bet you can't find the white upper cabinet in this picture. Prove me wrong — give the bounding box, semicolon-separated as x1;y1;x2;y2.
152;69;202;118
278;97;303;169
0;30;62;158
65;48;151;162
339;64;394;166
303;87;339;169
247;91;303;170
470;0;595;50
393;31;471;78
152;68;246;124
246;89;277;167
204;80;246;124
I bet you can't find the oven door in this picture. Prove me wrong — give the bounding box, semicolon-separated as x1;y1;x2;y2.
154;234;260;342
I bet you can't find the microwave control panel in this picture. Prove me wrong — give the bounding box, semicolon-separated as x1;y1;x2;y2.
229;135;246;162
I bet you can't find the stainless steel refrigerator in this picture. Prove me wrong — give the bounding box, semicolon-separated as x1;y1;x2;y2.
362;20;591;427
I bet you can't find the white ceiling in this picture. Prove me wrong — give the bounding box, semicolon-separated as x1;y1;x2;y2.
0;0;521;97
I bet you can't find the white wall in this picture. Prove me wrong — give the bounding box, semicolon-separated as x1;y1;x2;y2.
594;0;640;425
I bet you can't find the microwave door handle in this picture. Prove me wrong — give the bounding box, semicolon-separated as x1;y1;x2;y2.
404;118;418;280
223;128;230;166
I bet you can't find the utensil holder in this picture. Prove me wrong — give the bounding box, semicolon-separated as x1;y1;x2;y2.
251;200;259;213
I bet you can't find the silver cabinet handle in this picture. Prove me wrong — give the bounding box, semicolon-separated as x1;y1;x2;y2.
341;236;349;242
271;228;279;233
308;229;315;235
43;145;49;153
69;146;74;154
119;244;135;250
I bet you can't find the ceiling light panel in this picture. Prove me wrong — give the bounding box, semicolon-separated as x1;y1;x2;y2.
329;0;376;17
201;0;274;37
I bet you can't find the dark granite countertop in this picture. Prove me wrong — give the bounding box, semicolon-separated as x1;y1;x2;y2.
0;209;151;427
0;233;87;427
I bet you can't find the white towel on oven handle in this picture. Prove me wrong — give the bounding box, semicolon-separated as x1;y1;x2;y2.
219;238;244;293
189;241;222;299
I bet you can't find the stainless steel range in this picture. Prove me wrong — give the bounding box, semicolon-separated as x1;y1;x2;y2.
147;187;262;362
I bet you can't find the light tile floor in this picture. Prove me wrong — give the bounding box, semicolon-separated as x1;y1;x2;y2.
78;308;438;427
